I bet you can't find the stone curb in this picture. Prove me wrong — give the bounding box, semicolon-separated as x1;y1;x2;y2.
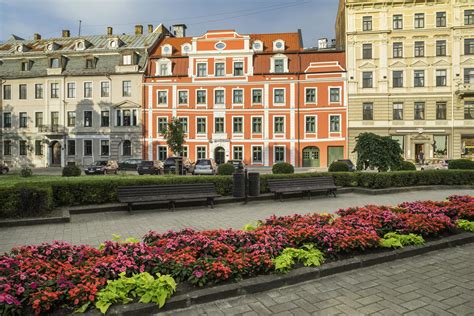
91;232;474;316
0;209;70;227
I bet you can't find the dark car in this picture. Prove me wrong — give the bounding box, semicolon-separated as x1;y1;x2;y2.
0;164;9;175
118;159;143;171
137;160;164;175
227;159;246;170
163;157;186;175
334;159;356;172
84;160;119;175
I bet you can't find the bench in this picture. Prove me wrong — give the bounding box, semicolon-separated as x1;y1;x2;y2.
117;183;219;212
267;177;337;201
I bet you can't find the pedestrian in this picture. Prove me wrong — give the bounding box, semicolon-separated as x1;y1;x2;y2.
418;151;425;165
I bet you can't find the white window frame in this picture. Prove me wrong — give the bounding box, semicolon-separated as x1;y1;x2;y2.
83;81;93;99
181;145;189;158
270;54;289;73
273;88;286;106
181;44;192;55
232;60;245;76
214;116;225;134
157;116;168;136
196;116;207;135
232;116;244;135
177;116;189;133
196;62;208;77
251;88;263;105
83;110;93;127
100;80;111;98
304;115;317;134
328;86;342;105
251;115;263;135
273;39;285;52
177;89;189;106
157;145;168;161
157;90;168;107
232;88;244;105
273;116;286;134
304;87;318;104
214;61;226;77
195;145;207;159
100;139;110;157
196;89;207;106
251;145;263;164
156;58;172;76
232;145;244;161
83;139;93;156
252;40;264;52
161;44;172;56
66;82;76;99
329;114;342;134
273;145;286;163
214;88;226;106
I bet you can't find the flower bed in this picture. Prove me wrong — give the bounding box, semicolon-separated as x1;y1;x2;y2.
1;195;473;315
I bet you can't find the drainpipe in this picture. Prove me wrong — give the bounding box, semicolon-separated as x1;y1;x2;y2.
296;52;301;167
105;73;116;160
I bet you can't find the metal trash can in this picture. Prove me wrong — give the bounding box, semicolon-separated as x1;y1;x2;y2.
248;172;260;196
233;170;246;198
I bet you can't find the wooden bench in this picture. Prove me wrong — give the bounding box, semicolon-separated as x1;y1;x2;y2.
267;177;337;201
117;183;219;212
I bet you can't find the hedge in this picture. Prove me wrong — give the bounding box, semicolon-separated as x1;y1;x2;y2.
0;186;53;218
448;159;474;170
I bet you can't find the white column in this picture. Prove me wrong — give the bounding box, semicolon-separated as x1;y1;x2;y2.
147;85;153;160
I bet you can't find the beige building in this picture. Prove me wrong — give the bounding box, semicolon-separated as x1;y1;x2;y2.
337;0;474;163
0;25;168;167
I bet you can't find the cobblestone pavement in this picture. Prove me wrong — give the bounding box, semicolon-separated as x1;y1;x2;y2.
0;189;472;254
159;243;474;316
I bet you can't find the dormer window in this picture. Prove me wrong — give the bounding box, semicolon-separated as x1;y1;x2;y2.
162;44;172;56
21;61;31;71
46;42;58;52
274;59;284;73
252;40;263;52
181;44;191;55
50;58;60;68
156;58;172;76
108;38;122;49
16;44;27;53
273;40;285;52
122;54;132;65
75;40;88;51
271;54;289;73
85;57;97;69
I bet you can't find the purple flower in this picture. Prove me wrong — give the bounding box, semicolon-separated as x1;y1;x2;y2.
193;270;204;278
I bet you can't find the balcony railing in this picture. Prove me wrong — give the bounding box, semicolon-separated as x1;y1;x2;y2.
38;125;66;134
456;82;474;98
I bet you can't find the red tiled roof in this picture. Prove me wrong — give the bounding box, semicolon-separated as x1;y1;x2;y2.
151;36;192;57
249;32;302;52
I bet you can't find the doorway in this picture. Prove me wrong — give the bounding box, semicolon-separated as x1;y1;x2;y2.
415;143;424;163
214;147;225;165
328;146;344;166
51;141;62;166
302;146;320;167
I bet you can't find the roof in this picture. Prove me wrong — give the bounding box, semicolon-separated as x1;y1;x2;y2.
154;36;192;57
249;32;302;53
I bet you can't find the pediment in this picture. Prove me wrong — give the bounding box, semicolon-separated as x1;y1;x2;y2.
358;61;377;69
411;60;429;67
389;61;407;68
432;59;451;67
113;100;141;109
461;57;474;65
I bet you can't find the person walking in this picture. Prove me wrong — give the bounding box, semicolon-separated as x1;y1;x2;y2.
418;151;425;165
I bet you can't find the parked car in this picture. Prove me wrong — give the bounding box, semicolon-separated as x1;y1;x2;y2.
118;158;143;171
334;159;356;172
227;159;246;170
192;159;217;175
84;160;119;175
137;160;164;175
0;164;9;175
163;157;186;175
418;160;449;171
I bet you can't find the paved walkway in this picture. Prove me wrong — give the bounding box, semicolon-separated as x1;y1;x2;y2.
0;189;472;254
159;243;474;316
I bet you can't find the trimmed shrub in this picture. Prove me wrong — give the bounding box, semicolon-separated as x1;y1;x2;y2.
272;162;294;174
20;167;33;178
398;161;416;171
217;163;235;176
448;159;474;170
328;161;349;172
0;185;53;218
62;165;82;177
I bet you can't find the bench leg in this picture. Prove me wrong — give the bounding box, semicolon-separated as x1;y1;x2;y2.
127;203;132;214
308;191;312;200
333;190;337;198
279;193;283;202
169;201;176;211
208;198;215;209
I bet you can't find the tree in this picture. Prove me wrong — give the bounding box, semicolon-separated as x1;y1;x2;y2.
352;132;403;172
161;117;186;174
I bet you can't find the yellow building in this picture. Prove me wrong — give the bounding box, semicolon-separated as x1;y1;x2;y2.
337;0;474;163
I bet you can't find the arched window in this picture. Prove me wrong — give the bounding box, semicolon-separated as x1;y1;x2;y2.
122;140;132;156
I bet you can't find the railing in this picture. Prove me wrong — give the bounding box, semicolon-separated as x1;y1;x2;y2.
38;125;66;134
456;83;474;97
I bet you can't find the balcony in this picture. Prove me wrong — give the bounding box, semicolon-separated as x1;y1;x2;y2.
456;83;474;98
38;125;67;135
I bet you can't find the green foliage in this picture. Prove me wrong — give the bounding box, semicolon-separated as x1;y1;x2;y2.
379;232;425;248
161;117;186;156
273;244;325;273
353;133;403;172
99;234;140;250
62;165;82;177
20;166;33;178
397;161;417;171
272;162;295;174
217;163;236;175
95;272;176;314
328;161;349;172
242;221;261;231
448;159;474;170
0;185;53;218
456;220;474;232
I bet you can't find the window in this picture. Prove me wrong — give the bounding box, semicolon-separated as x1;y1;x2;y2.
197;90;207;104
436;12;447;27
3;85;11;100
67;140;76;156
157;91;168;105
233;62;244;76
178;91;188;105
414;102;425;120
85;58;95;69
67;111;76;127
305;116;316;133
21;61;30;71
51;112;59;130
51;83;59;98
19;84;27;99
465;101;474;119
122;140;131;156
393;103;403;120
465;68;474;83
363;16;372;31
393;71;403;88
414;70;425;87
252;117;262;134
330;115;341;132
233;89;243;104
84;111;92;127
122;55;132;65
101;111;109;127
50;58;60;68
252;146;263;163
197;117;206;134
274;116;284;134
84;140;92;156
3;140;11;156
233;117;243;134
157;117;168;135
252;89;263;104
19;112;27;128
436;102;447;120
196;146;206;159
3;113;11;128
100;140;109;156
305;88;316;103
35;84;43;99
330;88;341;103
436;40;447;56
363;103;373;120
116;110;135;127
415;13;425;28
393;42;403;58
197;63;207;77
465;39;474;55
157;146;167;161
362;72;373;88
215;63;225;76
122;80;131;97
101;82;110;98
233;146;243;160
214;117;224;133
414;41;424;57
214;90;224;105
274;89;285;104
393;15;403;30
433;135;448;158
436;69;447;87
181;146;189;158
178;117;188;133
67;82;76;98
159;63;169;76
35;112;43;127
84;82;92;98
19;140;27;156
465;10;474;25
274;59;284;73
362;44;372;59
274;146;285;162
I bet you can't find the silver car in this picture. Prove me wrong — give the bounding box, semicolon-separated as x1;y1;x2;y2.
192;159;217;175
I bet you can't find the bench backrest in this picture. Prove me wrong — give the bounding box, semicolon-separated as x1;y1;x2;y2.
117;183;217;199
267;176;336;190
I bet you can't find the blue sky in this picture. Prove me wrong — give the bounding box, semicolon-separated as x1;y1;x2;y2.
0;0;338;47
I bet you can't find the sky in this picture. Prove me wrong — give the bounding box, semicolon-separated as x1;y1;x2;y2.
0;0;338;48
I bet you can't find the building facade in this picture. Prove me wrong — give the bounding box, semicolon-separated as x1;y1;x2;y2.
0;25;167;167
144;29;347;167
337;0;474;162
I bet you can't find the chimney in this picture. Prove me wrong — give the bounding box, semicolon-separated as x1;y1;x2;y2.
62;29;70;38
318;38;328;49
148;24;154;33
172;24;187;38
34;33;41;40
107;27;113;36
135;25;143;35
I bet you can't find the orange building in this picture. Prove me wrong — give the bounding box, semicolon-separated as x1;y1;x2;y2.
144;28;347;168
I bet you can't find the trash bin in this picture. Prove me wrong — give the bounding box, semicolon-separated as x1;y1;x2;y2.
248;172;260;197
233;170;246;198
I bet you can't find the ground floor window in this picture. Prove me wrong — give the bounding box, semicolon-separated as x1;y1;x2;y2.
19;140;27;156
274;146;285;163
462;135;474;158
84;140;92;156
35;140;43;156
122;140;131;156
101;140;109;156
252;146;263;163
3;140;11;156
180;146;188;158
433;135;448;158
196;146;207;159
157;146;167;161
233;146;243;160
68;140;76;156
